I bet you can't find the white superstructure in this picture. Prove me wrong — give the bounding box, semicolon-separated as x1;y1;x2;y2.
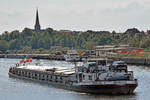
64;50;80;62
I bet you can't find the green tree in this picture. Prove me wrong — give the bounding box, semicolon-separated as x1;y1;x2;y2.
0;40;8;52
83;41;98;50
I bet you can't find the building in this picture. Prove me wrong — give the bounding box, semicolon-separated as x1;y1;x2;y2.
95;45;143;56
33;9;44;32
95;45;120;56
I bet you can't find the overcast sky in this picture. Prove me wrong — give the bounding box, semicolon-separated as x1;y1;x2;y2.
0;0;150;33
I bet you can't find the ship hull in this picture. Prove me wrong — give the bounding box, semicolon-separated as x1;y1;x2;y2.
8;72;137;95
72;84;137;94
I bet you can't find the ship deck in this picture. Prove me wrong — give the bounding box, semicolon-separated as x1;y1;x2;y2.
17;65;75;75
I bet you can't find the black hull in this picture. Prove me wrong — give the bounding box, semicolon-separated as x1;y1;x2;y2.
8;73;137;95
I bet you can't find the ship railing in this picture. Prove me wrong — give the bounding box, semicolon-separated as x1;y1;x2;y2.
127;71;133;75
126;71;134;79
76;80;137;86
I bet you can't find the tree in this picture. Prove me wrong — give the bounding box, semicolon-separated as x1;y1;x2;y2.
83;41;98;50
0;40;8;52
21;46;32;54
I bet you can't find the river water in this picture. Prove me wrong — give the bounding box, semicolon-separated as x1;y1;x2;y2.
0;58;150;100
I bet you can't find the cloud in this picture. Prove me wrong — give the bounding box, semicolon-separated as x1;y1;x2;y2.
103;1;145;14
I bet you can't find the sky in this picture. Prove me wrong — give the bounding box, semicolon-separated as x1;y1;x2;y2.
0;0;150;33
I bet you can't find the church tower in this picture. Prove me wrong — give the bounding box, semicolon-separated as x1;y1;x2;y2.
34;9;41;32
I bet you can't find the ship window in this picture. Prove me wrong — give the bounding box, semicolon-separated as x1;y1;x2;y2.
39;74;41;80
55;76;58;82
18;71;20;75
23;71;24;75
13;70;15;74
42;75;45;80
20;71;22;75
60;77;63;83
83;75;85;80
56;76;57;79
48;75;50;80
47;75;48;80
24;72;26;76
28;73;31;78
76;75;78;78
88;75;92;80
34;73;37;79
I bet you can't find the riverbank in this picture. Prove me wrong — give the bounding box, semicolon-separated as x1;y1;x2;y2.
108;57;150;65
1;54;150;65
0;54;65;61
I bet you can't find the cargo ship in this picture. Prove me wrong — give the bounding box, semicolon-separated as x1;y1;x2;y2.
8;59;138;94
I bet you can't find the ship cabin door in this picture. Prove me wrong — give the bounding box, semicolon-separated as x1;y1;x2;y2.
79;73;82;82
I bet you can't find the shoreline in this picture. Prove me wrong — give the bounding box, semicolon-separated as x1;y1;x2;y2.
0;54;65;61
1;54;150;66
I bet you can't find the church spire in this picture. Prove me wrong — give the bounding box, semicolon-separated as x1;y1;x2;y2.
34;9;41;31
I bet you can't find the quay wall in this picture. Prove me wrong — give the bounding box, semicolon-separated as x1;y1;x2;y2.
108;57;150;65
1;54;150;65
0;54;65;61
82;56;150;65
